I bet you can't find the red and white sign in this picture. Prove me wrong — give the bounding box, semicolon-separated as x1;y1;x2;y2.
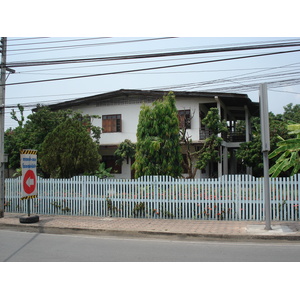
21;150;37;199
23;170;36;195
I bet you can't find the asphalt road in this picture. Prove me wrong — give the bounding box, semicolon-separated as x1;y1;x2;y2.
1;229;300;262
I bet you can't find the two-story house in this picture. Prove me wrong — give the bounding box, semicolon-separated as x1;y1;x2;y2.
47;89;259;179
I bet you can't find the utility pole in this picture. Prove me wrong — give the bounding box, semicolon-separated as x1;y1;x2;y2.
0;37;7;218
259;83;272;230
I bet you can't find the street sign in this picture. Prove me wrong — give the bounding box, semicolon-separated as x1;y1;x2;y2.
20;149;37;200
23;170;36;194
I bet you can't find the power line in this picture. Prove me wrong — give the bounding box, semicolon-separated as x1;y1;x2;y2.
7;37;177;55
7;40;300;68
8;37;49;42
17;57;300;77
146;61;300;92
8;37;300;61
5;62;297;100
270;89;300;95
11;53;237;74
3;48;300;87
7;37;110;47
5;75;300;111
202;78;300;93
13;55;300;78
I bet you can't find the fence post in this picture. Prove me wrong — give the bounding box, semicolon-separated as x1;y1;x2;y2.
81;176;86;216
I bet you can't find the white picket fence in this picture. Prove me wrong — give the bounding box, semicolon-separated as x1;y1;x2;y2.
4;174;300;221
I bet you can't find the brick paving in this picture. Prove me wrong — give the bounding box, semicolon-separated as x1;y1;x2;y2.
1;213;300;240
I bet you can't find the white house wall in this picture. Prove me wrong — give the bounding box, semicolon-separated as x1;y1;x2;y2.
176;97;201;142
69;96;210;145
65;95;242;179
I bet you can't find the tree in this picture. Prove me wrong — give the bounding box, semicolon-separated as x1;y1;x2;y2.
236;113;289;177
269;124;300;177
179;110;199;178
5;105;101;177
133;92;183;178
114;139;136;165
281;103;300;124
40;118;101;178
196;108;227;175
4;105;68;171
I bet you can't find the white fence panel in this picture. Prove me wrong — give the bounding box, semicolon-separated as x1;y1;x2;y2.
4;174;300;221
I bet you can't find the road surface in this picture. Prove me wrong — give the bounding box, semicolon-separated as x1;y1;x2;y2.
1;229;300;262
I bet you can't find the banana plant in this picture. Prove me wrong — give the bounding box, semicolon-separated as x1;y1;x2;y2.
269;124;300;177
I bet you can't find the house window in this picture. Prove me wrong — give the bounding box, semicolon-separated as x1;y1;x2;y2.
178;110;191;129
102;155;122;174
102;114;122;133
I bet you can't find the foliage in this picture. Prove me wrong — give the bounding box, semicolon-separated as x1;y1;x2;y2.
4;105;101;176
114;139;136;165
132;92;183;178
91;162;114;179
236;114;289;177
5;105;67;171
39;118;101;178
280;103;300;124
10;104;25;127
51;200;71;213
196;108;227;174
236;104;300;176
269;124;300;177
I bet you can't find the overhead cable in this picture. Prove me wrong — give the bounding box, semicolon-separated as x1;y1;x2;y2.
7;41;300;68
3;48;300;87
7;37;177;54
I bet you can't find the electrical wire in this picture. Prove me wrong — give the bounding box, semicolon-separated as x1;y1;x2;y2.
5;74;300;111
6;62;299;100
7;37;178;56
8;37;49;42
7;37;110;47
11;52;242;74
143;61;300;92
7;40;300;68
8;37;300;62
3;48;300;87
3;38;300;121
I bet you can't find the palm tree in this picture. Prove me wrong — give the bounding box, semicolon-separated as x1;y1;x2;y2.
269;124;300;177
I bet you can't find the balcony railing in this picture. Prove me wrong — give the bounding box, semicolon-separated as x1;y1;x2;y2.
199;129;213;140
226;132;246;142
199;129;246;142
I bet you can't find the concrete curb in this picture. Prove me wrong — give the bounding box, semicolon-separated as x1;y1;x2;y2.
1;223;300;242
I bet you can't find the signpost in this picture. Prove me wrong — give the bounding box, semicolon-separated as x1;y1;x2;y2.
20;149;39;223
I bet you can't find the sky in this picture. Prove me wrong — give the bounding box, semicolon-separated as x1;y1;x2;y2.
2;1;300;131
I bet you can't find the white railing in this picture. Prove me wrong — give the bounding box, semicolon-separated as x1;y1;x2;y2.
4;174;300;221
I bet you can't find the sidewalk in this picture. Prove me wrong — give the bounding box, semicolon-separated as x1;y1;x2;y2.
1;213;300;241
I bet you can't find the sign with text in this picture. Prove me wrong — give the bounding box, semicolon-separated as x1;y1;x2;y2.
20;149;37;200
